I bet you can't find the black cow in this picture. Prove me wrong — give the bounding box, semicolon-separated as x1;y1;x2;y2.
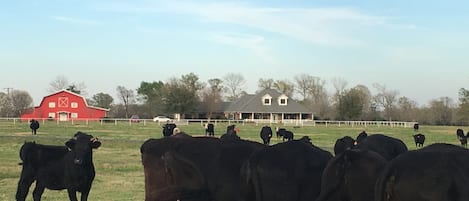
413;123;419;132
141;136;265;201
16;132;101;201
29;119;40;135
276;128;294;141
162;123;177;137
241;137;333;201
205;123;215;136
355;134;408;160
460;136;468;147
316;149;387;201
456;128;465;139
259;126;273;145
413;133;426;147
333;136;355;155
356;131;368;144
375;143;469;201
220;125;241;141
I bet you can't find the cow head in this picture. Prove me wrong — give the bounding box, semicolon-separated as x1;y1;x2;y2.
66;131;101;165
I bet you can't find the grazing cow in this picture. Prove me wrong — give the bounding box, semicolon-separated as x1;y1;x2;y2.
162;123;177;137
413;133;426;147
333;136;355;155
456;128;465;139
355;134;408;160
259;126;273;145
276;128;294;141
241;137;333;201
205;123;215;136
141;136;264;201
16;132;101;201
375;143;469;201
316;149;387;201
29;119;40;135
413;123;419;132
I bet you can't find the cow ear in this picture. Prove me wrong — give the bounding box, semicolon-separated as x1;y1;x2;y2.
91;141;101;149
65;139;76;149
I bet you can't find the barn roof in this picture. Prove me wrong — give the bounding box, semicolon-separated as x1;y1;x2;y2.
225;89;310;113
37;89;110;111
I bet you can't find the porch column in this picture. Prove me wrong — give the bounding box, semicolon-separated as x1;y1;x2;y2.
251;112;254;121
270;113;273;123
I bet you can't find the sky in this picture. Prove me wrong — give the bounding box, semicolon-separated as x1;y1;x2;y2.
1;0;468;106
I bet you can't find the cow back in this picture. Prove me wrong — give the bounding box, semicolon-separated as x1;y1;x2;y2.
356;134;408;160
243;140;332;201
317;149;387;201
375;143;469;201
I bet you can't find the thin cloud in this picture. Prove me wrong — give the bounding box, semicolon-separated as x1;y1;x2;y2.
96;1;416;46
51;16;99;26
210;32;275;63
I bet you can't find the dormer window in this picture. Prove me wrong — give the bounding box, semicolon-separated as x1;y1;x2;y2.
278;94;288;105
262;94;272;105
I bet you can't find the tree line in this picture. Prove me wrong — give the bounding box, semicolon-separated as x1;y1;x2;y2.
1;73;468;126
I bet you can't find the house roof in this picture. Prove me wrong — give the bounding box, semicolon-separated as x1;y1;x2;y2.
225;89;311;114
37;89;110;111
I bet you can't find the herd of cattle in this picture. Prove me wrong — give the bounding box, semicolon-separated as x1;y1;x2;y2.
15;124;469;201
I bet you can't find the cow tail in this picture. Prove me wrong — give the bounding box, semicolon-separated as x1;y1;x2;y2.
375;164;396;201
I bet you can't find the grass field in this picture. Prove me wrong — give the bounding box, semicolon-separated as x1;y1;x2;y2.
0;120;464;201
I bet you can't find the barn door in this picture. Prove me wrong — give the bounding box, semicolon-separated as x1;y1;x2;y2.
59;113;68;121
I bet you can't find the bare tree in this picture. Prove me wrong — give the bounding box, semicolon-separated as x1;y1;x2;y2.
258;78;274;90
116;86;135;118
331;77;348;103
223;73;246;101
372;83;399;121
48;75;69;92
396;96;418;121
0;92;13;117
10;90;33;117
273;79;295;98
295;74;315;101
201;78;224;120
428;97;454;125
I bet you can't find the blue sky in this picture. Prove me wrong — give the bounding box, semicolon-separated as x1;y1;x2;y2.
1;0;468;106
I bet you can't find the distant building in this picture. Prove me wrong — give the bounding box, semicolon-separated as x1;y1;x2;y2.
21;90;109;121
224;89;312;122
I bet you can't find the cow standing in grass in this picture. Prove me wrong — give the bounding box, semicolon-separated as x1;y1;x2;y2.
29;119;40;135
260;126;273;145
413;133;426;147
16;132;101;201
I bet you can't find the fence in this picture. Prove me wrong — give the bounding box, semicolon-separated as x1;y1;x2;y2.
0;117;417;128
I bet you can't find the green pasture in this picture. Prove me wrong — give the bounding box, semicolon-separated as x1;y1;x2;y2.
0;120;465;201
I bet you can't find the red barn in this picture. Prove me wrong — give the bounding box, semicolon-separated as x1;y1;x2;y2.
21;90;109;121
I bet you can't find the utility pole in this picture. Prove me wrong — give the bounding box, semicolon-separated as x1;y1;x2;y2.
4;87;13;95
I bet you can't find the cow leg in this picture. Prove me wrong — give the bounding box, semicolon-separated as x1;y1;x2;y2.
16;167;36;201
67;189;79;201
32;182;45;201
80;190;91;201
